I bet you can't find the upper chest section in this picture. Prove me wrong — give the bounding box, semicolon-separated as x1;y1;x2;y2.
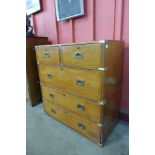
35;42;105;69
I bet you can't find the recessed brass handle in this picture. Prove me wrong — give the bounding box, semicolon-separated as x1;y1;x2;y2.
44;51;50;58
76;79;85;86
77;104;85;111
78;123;86;130
64;111;67;114
49;93;55;98
51;109;56;114
74;51;83;59
47;73;53;79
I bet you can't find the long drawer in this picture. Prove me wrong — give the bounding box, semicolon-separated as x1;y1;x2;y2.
44;100;101;144
42;85;102;123
39;64;103;101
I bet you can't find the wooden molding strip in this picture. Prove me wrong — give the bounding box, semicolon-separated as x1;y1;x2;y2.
113;0;123;40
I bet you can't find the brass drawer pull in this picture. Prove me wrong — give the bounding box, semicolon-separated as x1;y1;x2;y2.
48;93;55;98
47;74;53;79
64;111;67;114
74;51;83;59
44;51;50;58
78;123;86;130
77;104;85;111
76;79;85;86
51;109;56;114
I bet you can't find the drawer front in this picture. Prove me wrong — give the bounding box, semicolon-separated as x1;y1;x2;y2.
42;86;102;123
61;43;102;68
39;64;102;101
44;101;100;143
36;46;60;64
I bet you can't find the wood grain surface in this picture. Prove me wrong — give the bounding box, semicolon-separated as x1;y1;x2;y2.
44;100;101;144
61;43;102;68
35;40;124;145
36;46;60;64
42;85;102;123
26;37;48;106
38;64;102;101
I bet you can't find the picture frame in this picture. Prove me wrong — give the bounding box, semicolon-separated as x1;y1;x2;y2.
26;0;41;16
55;0;84;21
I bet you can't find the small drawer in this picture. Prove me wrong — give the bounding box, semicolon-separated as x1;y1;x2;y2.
61;43;102;68
35;46;60;64
44;101;100;143
42;86;102;123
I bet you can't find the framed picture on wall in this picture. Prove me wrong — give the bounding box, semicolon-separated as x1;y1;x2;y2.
55;0;84;21
26;0;41;16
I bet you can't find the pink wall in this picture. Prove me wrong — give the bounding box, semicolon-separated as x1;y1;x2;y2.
32;0;129;115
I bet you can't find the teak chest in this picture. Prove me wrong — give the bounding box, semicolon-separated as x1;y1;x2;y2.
35;40;124;146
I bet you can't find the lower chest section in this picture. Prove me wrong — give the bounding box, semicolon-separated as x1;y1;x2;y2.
44;100;101;144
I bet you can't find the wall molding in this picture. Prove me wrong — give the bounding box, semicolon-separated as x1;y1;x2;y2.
113;0;123;40
31;15;37;35
53;0;59;43
70;20;74;42
90;0;95;41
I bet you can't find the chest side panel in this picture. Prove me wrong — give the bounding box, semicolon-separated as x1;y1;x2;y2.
101;41;124;144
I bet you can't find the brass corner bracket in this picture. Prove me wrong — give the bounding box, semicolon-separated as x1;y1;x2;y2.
97;143;104;147
98;67;108;71
98;99;107;106
98;123;105;127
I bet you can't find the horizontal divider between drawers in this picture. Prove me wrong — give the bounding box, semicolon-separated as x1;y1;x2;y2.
38;62;104;71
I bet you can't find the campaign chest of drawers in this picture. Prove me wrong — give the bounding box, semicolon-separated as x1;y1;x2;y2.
35;40;124;146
